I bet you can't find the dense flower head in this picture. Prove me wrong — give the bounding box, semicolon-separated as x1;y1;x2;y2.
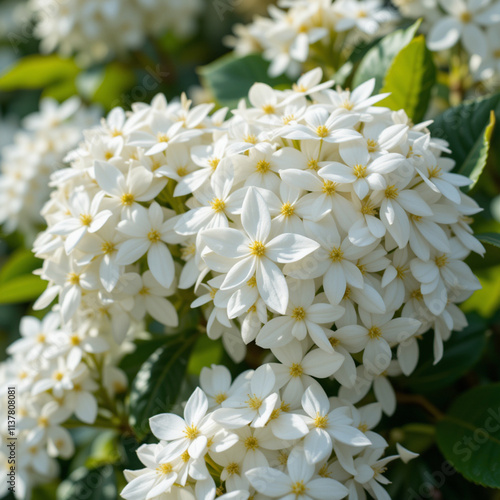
33;68;482;416
224;0;398;77
121;364;417;500
28;0;203;63
393;0;500;82
0;311;128;497
0;97;99;241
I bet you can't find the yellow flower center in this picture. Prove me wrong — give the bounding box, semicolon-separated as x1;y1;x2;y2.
329;247;344;262
121;193;135;206
157;133;170;143
291;481;307;495
329;337;340;348
102;241;115;254
361;201;377;216
316;125;329;138
368;326;383;339
411;289;423;300
148;230;162;243
209;158;220;170
262;104;275;114
367;139;378;152
210;198;226;213
67;273;80;285
157;463;173;475
177;166;188;177
247;276;257;288
70;335;80;346
38;417;49;427
139;287;150;296
36;333;46;343
460;10;472;23
256;160;271;173
226;463;240;476
245;134;258;144
314;413;329;429
291;306;306;321
289;363;304;378
353;164;367;179
385;185;399;199
307;159;319;171
80;214;92;226
427;165;442;179
435;255;448;268
184;425;200;440
244;436;259;450
181;451;190;463
396;266;408;280
246;394;263;410
249;241;266;257
104;151;114;160
281;202;295;217
215;393;227;404
358;423;369;433
341;101;355;111
322;180;337;195
53;371;64;381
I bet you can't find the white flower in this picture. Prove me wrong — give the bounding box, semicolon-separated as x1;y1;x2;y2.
246;447;349;500
427;0;500;56
116;202;179;288
214;365;279;429
202;188;320;314
301;385;372;472
149;388;212;460
256;278;345;352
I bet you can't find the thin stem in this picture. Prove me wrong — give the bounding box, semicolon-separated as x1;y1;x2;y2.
396;393;445;421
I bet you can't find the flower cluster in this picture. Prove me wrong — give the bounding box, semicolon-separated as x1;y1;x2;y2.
178;70;482;402
394;0;500;82
33;94;219;345
224;0;398;77
122;364;416;500
0;311;128;498
29;0;203;63
0;97;99;242
34;69;483;402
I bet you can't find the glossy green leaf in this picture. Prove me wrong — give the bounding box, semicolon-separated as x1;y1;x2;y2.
199;53;291;108
119;336;182;383
457;110;496;189
379;35;436;122
429;93;500;168
129;333;197;437
352;20;421;91
402;314;487;393
476;232;500;249
436;384;500;488
0;249;41;284
57;466;117;500
92;63;136;110
187;335;223;376
0;274;47;304
0;55;80;91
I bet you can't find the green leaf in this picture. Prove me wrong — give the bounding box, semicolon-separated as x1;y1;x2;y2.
0;55;80;91
187;335;224;376
0;274;47;304
402;314;488;393
457;110;496;189
429;93;500;169
476;232;500;249
92;63;136;110
378;35;436;123
119;336;181;383
57;466;117;500
129;333;197;438
199;53;292;108
0;249;41;284
436;383;500;488
352;20;421;91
